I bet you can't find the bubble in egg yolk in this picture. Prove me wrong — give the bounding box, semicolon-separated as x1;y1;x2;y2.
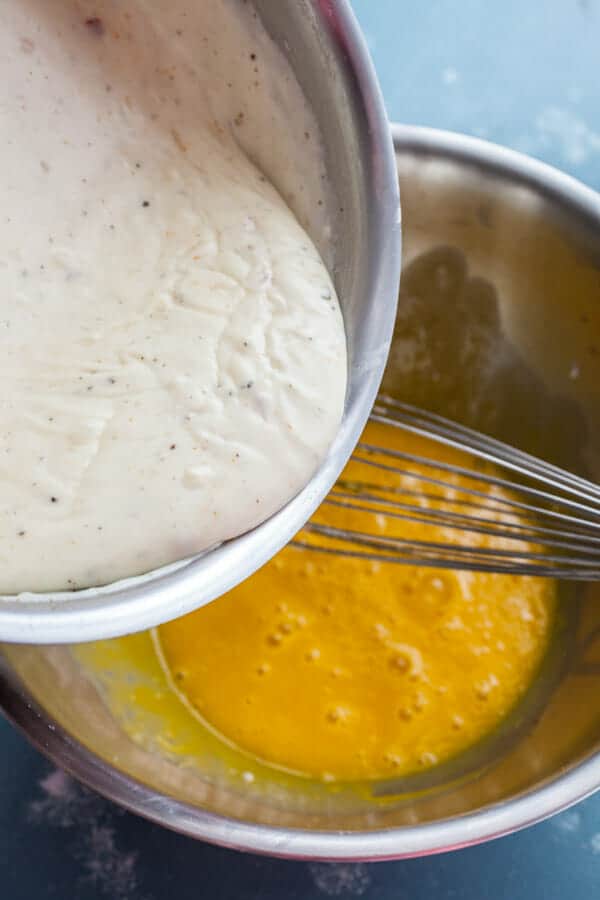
157;422;556;783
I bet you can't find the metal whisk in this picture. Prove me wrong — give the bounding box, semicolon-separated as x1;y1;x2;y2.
293;394;600;579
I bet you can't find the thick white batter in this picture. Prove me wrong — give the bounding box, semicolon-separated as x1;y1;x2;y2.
0;0;346;593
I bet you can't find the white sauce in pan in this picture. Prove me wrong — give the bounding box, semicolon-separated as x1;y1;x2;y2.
0;0;346;593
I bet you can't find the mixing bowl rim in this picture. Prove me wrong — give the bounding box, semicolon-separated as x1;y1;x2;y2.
1;123;599;859
0;642;598;861
0;0;401;644
392;122;600;223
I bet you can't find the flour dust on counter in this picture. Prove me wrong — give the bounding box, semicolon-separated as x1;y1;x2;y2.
28;766;140;899
0;0;346;593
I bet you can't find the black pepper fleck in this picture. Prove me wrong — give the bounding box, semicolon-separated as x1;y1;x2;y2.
84;16;105;37
50;496;58;503
17;531;26;537
170;443;176;450
142;200;150;207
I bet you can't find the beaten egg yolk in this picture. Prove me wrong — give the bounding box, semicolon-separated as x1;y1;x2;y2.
157;422;556;782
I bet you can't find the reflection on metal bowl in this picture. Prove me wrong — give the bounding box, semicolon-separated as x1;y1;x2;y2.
0;126;599;860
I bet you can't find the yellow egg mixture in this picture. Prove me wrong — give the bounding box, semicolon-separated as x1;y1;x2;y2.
155;421;556;783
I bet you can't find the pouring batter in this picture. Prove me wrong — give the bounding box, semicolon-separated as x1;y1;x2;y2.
0;0;346;593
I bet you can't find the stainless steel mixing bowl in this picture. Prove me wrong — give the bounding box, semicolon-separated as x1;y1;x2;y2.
1;126;599;859
0;0;400;644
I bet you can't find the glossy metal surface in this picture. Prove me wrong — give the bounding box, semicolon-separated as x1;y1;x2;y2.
299;394;600;579
0;126;599;860
0;0;401;644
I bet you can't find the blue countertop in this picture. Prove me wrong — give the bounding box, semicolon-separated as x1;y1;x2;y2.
1;714;600;899
358;0;600;191
2;2;599;897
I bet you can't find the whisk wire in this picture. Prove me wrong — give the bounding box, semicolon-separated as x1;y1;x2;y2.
325;491;600;554
374;395;600;502
303;521;600;569
353;449;600;534
293;396;600;579
369;417;600;520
